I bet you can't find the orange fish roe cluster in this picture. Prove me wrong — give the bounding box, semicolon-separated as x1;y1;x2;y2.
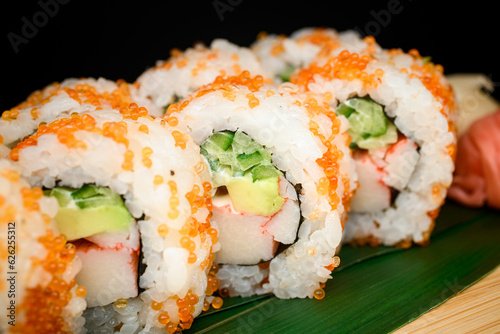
362;36;379;56
165;72;267;119
341;175;353;216
121;149;134;171
304;99;343;211
269;35;287;56
167;180;179;219
0;204;16;224
324;255;341;271
211;71;266;93
2;82;60;120
173;290;201;331
171;130;188;150
313;288;326;300
103;121;129;146
166;116;179;127
153;174;164;186
142;146;153;168
9;114;97;161
157;223;169;237
2;80;135;122
192;58;209;77
446;143;457;162
1;108;20;121
405;49;457;117
184;183;211;216
119;102;150;121
20;186;43;212
206;263;220;296
64;81;134;113
181;181;217;270
291;50;381;90
246;93;260;108
170;179;215;269
158;45;203;72
0;169;21;223
194;161;206;175
0;167;21;183
16;230;80;333
295;28;342;58
201;264;223;312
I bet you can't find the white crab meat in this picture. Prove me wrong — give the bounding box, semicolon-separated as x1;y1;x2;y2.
351;154;391;212
74;224;140;307
382;138;419;191
213;177;301;265
213;202;278;265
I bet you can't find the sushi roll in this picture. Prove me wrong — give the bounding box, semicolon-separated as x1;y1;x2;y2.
165;72;356;298
135;39;271;113
0;77;162;151
9;104;219;332
0;159;87;333
291;30;458;247
251;27;366;83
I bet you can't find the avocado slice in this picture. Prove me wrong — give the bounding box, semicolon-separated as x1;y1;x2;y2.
226;173;285;216
337;97;398;149
251;164;281;182
236;151;263;171
202;131;235;153
47;185;134;241
201;130;285;216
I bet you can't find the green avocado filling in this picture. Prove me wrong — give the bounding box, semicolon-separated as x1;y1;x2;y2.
336;97;398;150
46;185;134;240
201;130;284;216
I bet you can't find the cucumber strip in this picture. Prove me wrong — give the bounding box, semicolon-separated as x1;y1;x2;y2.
337;97;397;149
232;131;262;155
201;130;282;181
202;131;235;153
49;187;74;208
71;184;101;200
251;164;281;182
237;151;263;171
279;64;297;82
70;185;125;209
355;122;398;150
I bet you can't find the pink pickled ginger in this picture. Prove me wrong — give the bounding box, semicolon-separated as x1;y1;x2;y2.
448;109;500;208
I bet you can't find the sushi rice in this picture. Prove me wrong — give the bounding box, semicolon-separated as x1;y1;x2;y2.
251;27;370;83
0;159;87;333
288;28;458;246
9;104;219;333
0;24;461;333
135;39;271;112
165;71;356;298
0;76;162;151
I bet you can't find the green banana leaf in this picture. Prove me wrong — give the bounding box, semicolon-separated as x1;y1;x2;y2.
188;200;500;333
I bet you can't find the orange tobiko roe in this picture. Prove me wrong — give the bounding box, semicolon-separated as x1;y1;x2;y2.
2;80;137;123
14;231;82;334
9;103;151;162
291;36;456;119
291;48;381;90
164;71;267;116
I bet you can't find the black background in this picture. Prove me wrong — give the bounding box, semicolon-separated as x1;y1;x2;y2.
2;0;499;112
